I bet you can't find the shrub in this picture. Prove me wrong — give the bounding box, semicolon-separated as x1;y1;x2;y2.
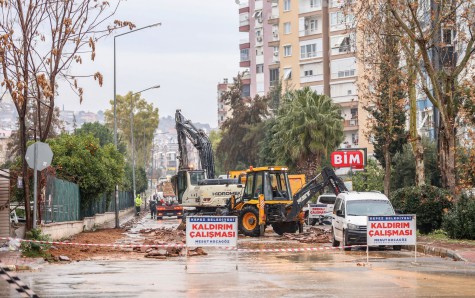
390;186;453;234
442;194;475;240
21;228;52;258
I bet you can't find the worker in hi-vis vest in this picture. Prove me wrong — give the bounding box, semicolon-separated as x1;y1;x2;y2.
135;194;142;215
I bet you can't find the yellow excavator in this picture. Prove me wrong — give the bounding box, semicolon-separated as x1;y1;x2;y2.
227;166;347;237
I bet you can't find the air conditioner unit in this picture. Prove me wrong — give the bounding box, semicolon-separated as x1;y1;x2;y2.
273;31;278;37
256;36;263;42
273;52;279;56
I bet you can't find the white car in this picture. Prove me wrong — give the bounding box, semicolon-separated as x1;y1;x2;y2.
331;191;398;251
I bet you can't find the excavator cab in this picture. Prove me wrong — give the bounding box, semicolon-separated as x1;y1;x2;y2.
172;169;206;204
233;166;300;237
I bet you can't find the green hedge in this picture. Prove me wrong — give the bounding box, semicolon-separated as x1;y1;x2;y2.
442;194;475;240
390;186;453;234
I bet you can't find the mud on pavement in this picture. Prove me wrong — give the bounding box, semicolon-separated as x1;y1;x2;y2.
47;214;206;262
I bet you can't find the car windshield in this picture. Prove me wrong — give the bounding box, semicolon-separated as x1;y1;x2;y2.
346;200;394;216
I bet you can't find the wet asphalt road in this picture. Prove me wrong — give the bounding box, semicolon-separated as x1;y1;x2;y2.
4;217;475;297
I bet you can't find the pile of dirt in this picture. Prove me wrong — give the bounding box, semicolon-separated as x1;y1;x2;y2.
279;227;331;243
47;224;207;262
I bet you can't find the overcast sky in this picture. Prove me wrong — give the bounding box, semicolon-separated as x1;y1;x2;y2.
56;0;241;128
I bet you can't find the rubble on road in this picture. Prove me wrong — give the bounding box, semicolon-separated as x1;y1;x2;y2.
187;247;208;257
279;227;331;243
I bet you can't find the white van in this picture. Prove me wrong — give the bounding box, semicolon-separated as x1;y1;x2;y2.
331;191;398;251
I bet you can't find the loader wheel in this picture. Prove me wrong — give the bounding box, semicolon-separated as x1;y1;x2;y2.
272;222;299;236
239;206;261;237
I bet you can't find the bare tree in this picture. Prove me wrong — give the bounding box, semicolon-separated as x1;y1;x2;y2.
0;0;134;229
387;0;475;194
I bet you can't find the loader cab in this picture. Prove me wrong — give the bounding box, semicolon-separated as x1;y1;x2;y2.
172;170;206;203
242;167;291;202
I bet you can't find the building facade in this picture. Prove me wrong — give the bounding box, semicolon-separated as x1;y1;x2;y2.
237;0;371;152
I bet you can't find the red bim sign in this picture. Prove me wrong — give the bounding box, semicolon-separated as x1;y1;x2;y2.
186;216;238;247
367;215;416;246
330;151;364;168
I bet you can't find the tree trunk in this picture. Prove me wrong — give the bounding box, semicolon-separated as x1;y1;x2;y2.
384;145;391;197
407;54;425;186
19;116;32;230
438;117;457;194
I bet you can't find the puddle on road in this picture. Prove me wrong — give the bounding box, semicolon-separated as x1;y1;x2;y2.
276;253;333;263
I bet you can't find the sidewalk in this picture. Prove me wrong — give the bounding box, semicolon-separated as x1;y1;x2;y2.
415;236;475;263
0;211;148;270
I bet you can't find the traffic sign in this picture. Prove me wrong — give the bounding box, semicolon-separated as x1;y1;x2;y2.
330;150;364;168
25;142;53;171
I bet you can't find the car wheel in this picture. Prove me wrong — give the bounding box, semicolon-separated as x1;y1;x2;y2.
342;230;351;251
331;228;340;247
393;245;402;251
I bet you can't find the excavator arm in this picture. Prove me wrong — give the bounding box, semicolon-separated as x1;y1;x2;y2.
286;167;348;221
175;109;216;179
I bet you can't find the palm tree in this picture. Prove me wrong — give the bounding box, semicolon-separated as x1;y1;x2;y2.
272;87;344;177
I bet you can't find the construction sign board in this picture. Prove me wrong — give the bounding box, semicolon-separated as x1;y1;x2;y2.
307;204;328;219
186;216;238;247
367;215;416;246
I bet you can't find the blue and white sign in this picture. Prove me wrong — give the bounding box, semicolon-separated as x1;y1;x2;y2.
186;216;238;247
367;215;416;246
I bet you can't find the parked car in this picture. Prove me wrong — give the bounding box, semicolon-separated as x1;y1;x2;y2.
331;191;399;251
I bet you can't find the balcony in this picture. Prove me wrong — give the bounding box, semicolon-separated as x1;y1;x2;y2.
240;60;250;67
268;15;279;25
239;13;250;32
343;119;358;131
300;74;323;84
332;69;356;79
300;51;323;60
299;28;321;38
239;37;250;50
300;0;322;14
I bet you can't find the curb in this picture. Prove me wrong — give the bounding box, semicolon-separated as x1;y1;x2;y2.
403;244;469;262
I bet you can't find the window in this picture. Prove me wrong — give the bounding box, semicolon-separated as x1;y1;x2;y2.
304;70;313;76
339;36;351;52
284;68;292;80
284;0;291;11
310;0;321;8
330;12;353;27
338;69;355;77
442;28;454;45
284;22;291;34
309;19;318;32
300;43;317;59
284;45;292;57
270;68;279;84
243;174;254;200
253;173;264;199
240;48;249;61
242;84;250;97
256;64;264;73
350;108;358;118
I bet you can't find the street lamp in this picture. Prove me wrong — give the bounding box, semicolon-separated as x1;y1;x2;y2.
130;85;160;200
113;22;161;228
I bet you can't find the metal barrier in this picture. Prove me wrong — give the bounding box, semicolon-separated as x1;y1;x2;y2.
42;176;134;222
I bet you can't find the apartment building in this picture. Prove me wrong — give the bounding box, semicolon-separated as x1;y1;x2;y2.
238;0;370;152
217;78;234;128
